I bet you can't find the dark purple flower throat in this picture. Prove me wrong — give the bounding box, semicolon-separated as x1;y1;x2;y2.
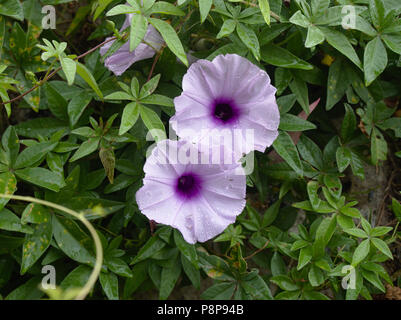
175;173;201;200
212;98;240;125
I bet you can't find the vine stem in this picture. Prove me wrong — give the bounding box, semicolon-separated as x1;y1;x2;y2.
0;36;118;106
244;240;269;260
0;194;103;300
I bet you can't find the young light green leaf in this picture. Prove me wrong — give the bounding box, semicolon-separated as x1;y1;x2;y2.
60;57;76;86
258;0;271;25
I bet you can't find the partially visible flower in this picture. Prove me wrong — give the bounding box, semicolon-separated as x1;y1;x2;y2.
170;54;280;159
100;14;164;76
135;139;246;244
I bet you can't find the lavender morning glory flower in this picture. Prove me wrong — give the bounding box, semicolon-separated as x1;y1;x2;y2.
100;14;164;76
170;54;280;158
135;139;246;244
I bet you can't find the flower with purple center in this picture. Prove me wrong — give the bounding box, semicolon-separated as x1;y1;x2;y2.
99;13;164;76
170;54;280;158
135;139;246;244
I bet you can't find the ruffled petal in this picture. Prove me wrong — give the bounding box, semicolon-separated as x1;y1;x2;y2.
144;139;188;179
238;117;279;152
181;59;223;99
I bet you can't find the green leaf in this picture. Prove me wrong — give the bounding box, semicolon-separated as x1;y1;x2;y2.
141;94;174;107
139;74;161;98
130;14;147;52
5;277;43;300
150;1;185;16
60;265;92;291
2;126;19;167
45;83;69;121
382;34;401;55
199;0;213;23
0;0;24;21
15;167;65;192
258;0;270;25
364;36;387;86
174;229;198;268
311;0;330;16
320;27;362;69
21;203;51;225
313;216;336;258
371;127;387;164
305;25;325;48
149;18;188;66
262;200;281;227
326;58;350;110
341;104;357;142
270;275;299;291
236;22;260;60
201;282;236;300
106;4;137;16
297;246;312;270
340;206;360;218
270;251;287;276
362;269;385;292
131;236;166;265
68;91;92;127
392;198;401;222
60;57;77;86
303;290;330;300
139;105;166;142
241;270;273;300
104;91;134;101
181;254;200;289
289;77;309;114
99;272;119;300
159;256;181;300
370;0;386;29
371;238;393;259
0;208;33;234
76;62;103;99
336;147;352;173
123;261;148;298
217;19;236;39
272;131;303;176
370;226;392;237
104;257;131;278
308;264;324;287
297;135;323;170
52;215;96;265
289;10;310;28
278;114;316;131
0;172;17;211
20;220;52;275
307;181;321;211
14;141;58;169
70;137;100;162
352;239;370;266
344;228;368;238
120;102;140;135
99;147;115;184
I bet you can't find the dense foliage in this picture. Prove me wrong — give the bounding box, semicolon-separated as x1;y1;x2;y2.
0;0;401;300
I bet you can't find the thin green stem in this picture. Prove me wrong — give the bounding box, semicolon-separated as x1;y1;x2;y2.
0;194;103;301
